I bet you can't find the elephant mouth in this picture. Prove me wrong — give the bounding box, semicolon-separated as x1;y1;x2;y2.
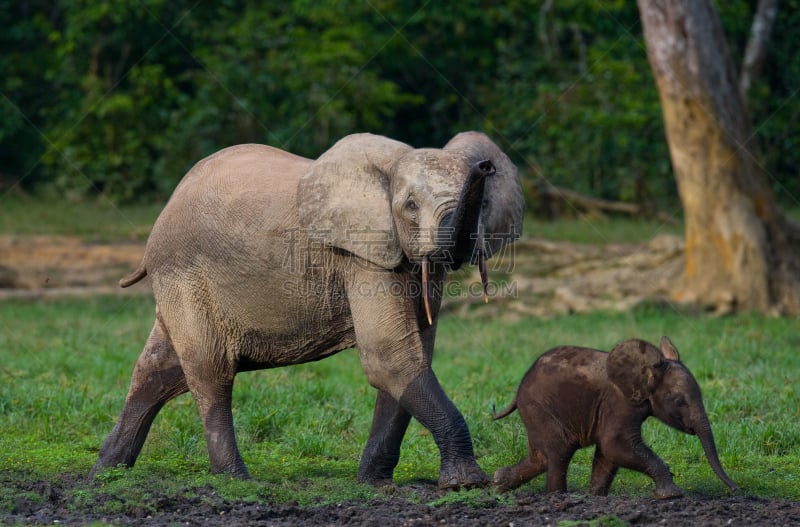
418;252;491;326
419;160;496;325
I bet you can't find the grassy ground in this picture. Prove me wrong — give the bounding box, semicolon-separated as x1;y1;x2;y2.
0;194;686;244
0;194;162;240
1;295;798;514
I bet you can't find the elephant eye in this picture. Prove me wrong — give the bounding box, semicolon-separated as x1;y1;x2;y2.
405;198;419;213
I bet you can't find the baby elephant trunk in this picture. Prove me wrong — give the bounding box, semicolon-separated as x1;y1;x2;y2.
695;417;738;493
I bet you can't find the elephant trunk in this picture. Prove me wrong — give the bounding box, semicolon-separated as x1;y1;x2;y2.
695;415;738;493
429;160;495;313
438;160;495;259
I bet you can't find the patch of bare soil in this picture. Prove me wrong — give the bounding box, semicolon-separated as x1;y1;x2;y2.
4;475;799;526
0;235;149;299
0;234;685;316
443;234;686;318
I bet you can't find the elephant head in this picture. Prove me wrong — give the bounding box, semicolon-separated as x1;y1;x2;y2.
297;132;524;323
607;336;738;493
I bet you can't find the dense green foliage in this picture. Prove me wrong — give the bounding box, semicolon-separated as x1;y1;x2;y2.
2;1;798;206
1;295;798;514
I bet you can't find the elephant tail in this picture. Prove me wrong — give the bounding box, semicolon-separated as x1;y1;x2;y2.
492;400;518;420
119;264;147;288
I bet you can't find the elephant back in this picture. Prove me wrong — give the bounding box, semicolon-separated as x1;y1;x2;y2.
144;144;312;275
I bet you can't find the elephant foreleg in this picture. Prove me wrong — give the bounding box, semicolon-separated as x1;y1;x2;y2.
357;390;412;487
91;318;188;477
399;369;488;490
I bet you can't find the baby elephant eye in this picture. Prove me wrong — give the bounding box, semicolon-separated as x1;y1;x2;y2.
405;199;419;212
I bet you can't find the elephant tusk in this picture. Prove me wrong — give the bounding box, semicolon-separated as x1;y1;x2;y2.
478;251;489;304
422;256;433;326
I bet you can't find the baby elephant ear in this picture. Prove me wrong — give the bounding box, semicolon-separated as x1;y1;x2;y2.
298;133;412;269
660;336;681;362
607;339;666;405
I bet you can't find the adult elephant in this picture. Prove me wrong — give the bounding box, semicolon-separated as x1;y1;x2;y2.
91;132;524;490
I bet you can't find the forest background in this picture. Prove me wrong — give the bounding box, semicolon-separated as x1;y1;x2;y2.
2;0;798;209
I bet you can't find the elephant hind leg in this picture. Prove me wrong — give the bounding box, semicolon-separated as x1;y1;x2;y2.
600;437;683;499
180;353;249;479
543;447;576;493
493;441;547;491
357;389;411;488
91;318;188;477
589;447;619;496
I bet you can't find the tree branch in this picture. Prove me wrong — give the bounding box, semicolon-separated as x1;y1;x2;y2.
739;0;779;101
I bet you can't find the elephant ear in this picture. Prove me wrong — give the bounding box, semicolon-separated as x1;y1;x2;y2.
443;132;524;258
607;339;667;405
660;336;681;362
298;133;412;269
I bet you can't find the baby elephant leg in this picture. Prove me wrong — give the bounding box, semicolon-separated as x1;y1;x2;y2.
493;441;547;491
602;438;683;499
589;447;619;495
543;449;573;493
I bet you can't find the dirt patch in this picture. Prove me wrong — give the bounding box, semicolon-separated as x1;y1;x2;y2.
4;475;799;526
0;234;685;316
0;235;148;299
443;234;686;318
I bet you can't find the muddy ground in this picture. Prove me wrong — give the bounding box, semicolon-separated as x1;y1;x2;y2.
6;475;800;526
2;234;799;526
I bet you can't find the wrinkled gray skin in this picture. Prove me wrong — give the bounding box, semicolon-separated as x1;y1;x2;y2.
91;132;523;490
493;337;738;499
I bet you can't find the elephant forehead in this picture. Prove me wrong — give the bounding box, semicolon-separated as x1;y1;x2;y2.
393;150;467;191
663;363;701;394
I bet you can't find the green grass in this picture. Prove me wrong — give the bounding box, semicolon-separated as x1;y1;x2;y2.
522;214;684;244
0;193;687;245
0;194;162;240
1;295;798;515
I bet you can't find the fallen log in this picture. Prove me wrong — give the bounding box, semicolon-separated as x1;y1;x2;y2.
535;180;678;224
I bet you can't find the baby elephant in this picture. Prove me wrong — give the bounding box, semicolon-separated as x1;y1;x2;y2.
493;337;738;498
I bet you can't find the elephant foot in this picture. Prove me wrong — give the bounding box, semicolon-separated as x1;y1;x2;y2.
211;461;252;480
369;479;400;494
89;460;129;480
357;473;396;489
438;459;489;490
492;467;521;492
653;482;683;500
357;457;398;490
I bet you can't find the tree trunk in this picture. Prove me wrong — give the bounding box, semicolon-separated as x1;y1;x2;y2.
637;0;800;315
739;0;780;101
